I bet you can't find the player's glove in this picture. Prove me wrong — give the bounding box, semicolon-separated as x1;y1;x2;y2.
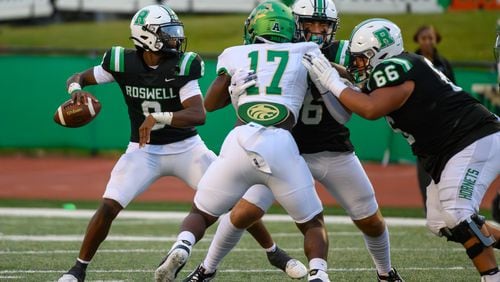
229;69;257;101
302;52;348;97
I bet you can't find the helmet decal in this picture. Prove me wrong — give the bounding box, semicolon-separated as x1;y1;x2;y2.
373;28;395;49
133;9;149;26
272;22;281;32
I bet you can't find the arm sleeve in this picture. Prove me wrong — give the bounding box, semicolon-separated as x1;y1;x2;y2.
179;80;202;103
93;65;115;84
321;91;352;124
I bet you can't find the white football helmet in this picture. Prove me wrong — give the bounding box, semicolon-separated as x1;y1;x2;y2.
347;18;404;83
292;0;339;48
129;5;185;54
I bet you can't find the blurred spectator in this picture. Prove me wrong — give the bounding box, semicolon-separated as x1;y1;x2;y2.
414;25;455;83
413;24;455;212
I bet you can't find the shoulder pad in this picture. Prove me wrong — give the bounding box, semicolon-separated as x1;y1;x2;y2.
102;46;126;73
367;57;413;90
177;52;204;79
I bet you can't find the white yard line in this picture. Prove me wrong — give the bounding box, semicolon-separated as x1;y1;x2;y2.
0;207;427;226
0;247;464;255
0;231;412;242
0;266;474;275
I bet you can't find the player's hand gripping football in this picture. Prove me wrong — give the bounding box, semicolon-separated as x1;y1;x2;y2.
70;89;99;106
228;68;257;101
302;52;347;97
139;115;156;148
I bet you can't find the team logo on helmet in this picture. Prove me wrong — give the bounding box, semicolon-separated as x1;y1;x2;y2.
373;28;395;49
133;9;149;25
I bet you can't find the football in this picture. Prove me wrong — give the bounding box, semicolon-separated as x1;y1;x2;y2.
53;96;101;128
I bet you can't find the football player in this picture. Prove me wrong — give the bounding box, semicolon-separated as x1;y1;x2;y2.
155;1;331;282
183;1;402;281
57;4;299;282
490;20;500;223
303;18;500;281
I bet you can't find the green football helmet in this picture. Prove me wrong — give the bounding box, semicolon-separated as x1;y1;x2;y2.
243;0;296;44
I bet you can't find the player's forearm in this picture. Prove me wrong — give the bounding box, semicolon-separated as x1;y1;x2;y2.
338;88;384;120
152;108;206;128
172;108;206;127
205;75;231;111
204;94;230;112
66;69;97;89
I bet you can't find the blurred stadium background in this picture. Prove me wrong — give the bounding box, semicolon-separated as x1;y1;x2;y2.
0;0;499;210
0;1;498;209
0;0;498;205
0;0;499;281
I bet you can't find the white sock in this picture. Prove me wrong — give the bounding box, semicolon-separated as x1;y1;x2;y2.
76;258;90;265
482;271;500;282
309;258;327;272
173;231;196;250
363;226;391;275
265;243;277;253
202;213;245;273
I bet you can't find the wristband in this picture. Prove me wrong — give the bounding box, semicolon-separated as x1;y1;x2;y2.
68;82;82;95
327;79;349;98
151;112;173;125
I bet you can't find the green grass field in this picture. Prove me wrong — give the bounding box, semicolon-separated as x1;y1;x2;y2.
0;208;484;282
0;11;497;61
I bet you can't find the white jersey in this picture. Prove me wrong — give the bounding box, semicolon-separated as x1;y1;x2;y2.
217;42;321;125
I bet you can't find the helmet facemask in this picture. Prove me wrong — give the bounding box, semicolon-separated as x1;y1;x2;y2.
347;49;375;85
156;23;186;54
296;16;337;48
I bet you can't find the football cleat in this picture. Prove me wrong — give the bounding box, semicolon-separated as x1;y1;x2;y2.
267;246;307;279
308;269;330;282
183;264;216;282
377;267;404;282
57;263;86;282
155;240;192;282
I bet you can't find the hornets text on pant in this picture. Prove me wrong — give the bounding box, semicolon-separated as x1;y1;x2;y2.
458;168;479;200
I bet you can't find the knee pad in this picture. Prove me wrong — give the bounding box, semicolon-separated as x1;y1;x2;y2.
439;214;495;259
